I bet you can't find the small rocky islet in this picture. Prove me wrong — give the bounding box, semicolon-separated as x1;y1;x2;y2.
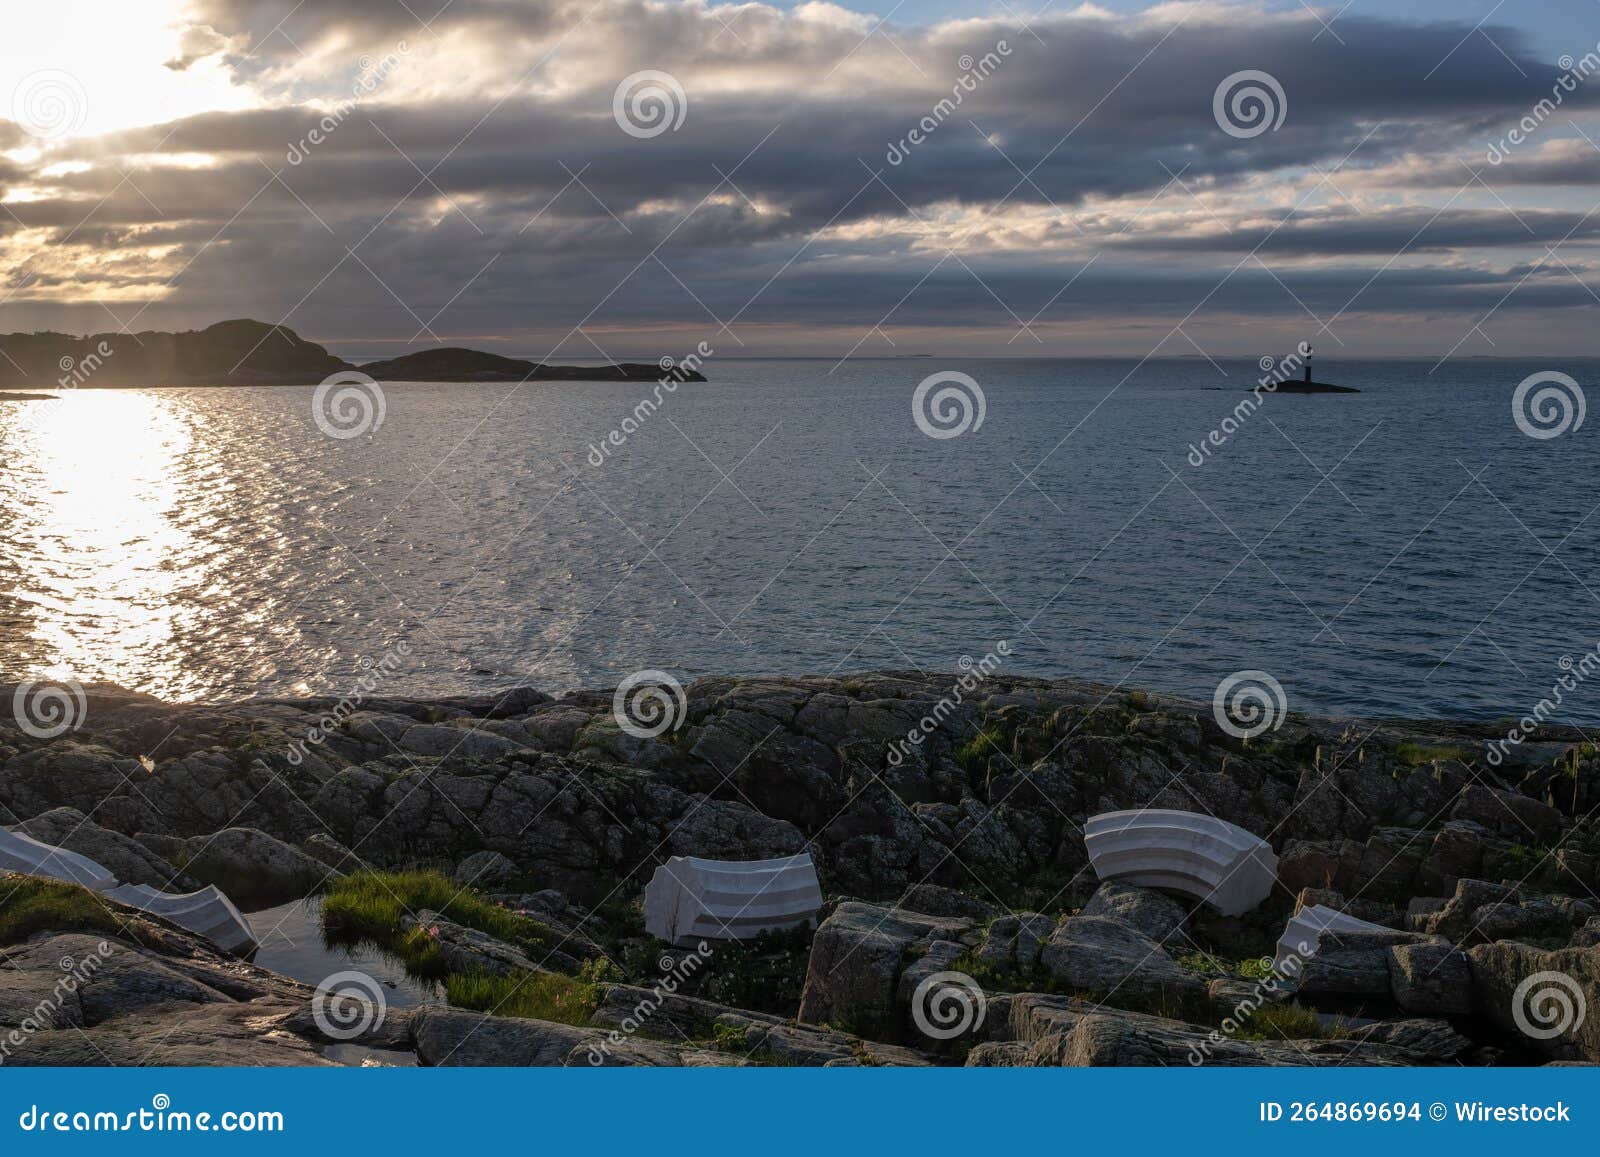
2;671;1598;1067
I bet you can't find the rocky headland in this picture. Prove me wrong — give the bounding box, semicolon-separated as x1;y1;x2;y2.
2;671;1597;1067
0;320;704;388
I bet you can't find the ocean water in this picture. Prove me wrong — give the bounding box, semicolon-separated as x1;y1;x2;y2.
1;357;1597;725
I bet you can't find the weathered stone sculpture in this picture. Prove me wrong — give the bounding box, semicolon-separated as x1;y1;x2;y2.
105;882;259;955
1084;809;1277;916
644;853;822;946
0;827;116;891
1274;903;1387;972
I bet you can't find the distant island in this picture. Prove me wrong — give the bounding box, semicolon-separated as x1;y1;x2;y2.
0;319;705;388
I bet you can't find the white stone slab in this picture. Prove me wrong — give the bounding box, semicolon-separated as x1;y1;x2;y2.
1084;809;1278;916
1273;903;1387;973
0;827;116;891
644;852;822;946
104;883;257;955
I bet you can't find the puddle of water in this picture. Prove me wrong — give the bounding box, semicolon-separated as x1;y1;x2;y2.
246;897;443;1012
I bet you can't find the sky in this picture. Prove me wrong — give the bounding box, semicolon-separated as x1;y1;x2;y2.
2;0;1599;358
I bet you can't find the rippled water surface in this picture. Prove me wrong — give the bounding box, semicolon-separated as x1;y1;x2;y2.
2;357;1597;724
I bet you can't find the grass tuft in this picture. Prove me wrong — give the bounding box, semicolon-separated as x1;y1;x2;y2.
0;875;123;945
444;967;600;1026
321;869;552;975
1231;1001;1330;1041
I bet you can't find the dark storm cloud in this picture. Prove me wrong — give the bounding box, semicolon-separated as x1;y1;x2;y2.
3;0;1597;352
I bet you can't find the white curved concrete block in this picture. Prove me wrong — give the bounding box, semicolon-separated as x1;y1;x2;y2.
1084;809;1278;916
0;828;116;891
644;853;822;946
106;883;258;955
1273;903;1387;973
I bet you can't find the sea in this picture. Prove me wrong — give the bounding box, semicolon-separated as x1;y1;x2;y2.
2;356;1597;726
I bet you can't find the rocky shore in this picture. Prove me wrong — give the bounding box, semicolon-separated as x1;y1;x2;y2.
2;671;1597;1066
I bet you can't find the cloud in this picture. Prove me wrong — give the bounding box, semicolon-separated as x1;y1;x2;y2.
2;0;1597;354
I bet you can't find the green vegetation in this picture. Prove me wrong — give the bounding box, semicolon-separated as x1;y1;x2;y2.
1236;956;1276;980
633;924;813;1015
1230;1001;1330;1041
1176;950;1229;974
322;869;552;975
0;876;123;945
711;1022;748;1051
444;965;603;1026
1125;690;1150;711
954;724;1007;773
1393;743;1465;767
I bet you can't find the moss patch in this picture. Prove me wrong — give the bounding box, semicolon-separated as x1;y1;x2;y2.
0;875;123;946
1393;743;1465;767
